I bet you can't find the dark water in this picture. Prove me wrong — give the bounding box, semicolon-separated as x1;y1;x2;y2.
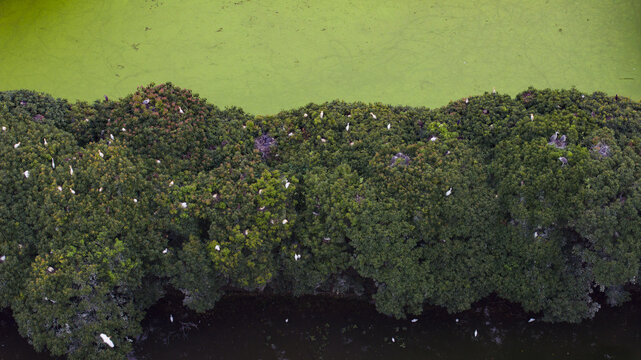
2;291;640;359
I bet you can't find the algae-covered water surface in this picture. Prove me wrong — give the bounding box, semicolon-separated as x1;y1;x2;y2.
1;0;640;114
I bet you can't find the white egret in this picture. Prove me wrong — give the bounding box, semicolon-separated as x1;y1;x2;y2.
43;138;47;146
446;188;452;196
285;318;289;323
143;99;150;105
52;158;55;169
99;150;104;158
0;255;5;262
321;138;327;143
294;254;301;261
282;219;288;224
492;87;496;94
455;318;459;323
259;206;265;211
387;123;391;130
69;165;73;175
23;170;29;178
14;142;20;149
288;132;293;137
370;112;377;119
530;114;534;121
320;111;324;118
430;136;438;141
179;107;184;114
392;337;395;343
350;141;354;146
1;126;5;131
47;266;55;273
121;128;126;132
180;202;187;208
474;329;478;337
99;187;103;192
169;180;174;186
70;188;75;194
133;198;138;203
465;98;469;104
346;123;350;131
170;314;174;322
57;186;62;191
213;193;218;199
411;319;418;323
528;318;535;323
259;189;263;194
162;248;168;254
100;333;114;348
244;229;249;235
215;245;221;251
304;113;308;117
348;114;352;118
156;159;161;164
110;134;114;140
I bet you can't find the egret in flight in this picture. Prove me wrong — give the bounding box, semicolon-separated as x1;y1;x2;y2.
100;333;114;348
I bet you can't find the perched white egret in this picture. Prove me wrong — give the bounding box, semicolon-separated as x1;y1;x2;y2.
47;266;55;273
455;318;459;323
156;159;161;164
528;318;535;323
110;134;114;140
370;112;377;119
430;136;438;142
346;122;350;131
133;198;138;203
321;138;327;143
534;232;538;238
323;237;330;242
350;141;354;146
348;114;351;118
162;248;168;254
304;113;308;117
69;165;73;176
446;188;452;196
282;219;288;224
23;170;29;178
43;138;47;146
170;314;174;322
559;157;568;166
215;245;221;251
1;126;5;131
70;188;75;194
121;128;126;132
143;99;150;105
288;132;294;137
100;333;114;348
411;319;418;323
99;187;103;192
169;180;174;187
259;206;265;211
14;142;20;149
285;181;290;189
474;329;478;337
285;318;289;323
99;150;104;158
392;337;395;343
530;114;534;121
57;186;62;191
244;229;249;235
387;123;391;130
294;254;301;261
465;98;469;104
259;189;263;194
179;107;184;114
51;158;55;169
213;193;218;199
0;255;5;262
320;111;324;118
180;202;187;208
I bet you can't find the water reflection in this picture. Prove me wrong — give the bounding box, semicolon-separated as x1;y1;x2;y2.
1;291;639;359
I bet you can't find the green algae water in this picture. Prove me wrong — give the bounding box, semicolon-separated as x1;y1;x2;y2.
1;0;640;115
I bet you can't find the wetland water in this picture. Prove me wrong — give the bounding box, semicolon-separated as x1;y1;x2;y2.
1;0;640;114
1;292;640;359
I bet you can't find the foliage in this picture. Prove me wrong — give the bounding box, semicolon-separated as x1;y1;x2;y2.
1;84;640;358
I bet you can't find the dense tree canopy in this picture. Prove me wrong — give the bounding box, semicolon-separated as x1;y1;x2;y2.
1;84;640;358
